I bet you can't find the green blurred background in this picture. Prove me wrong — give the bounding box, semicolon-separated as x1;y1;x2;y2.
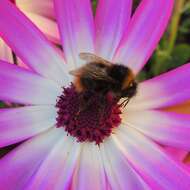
137;0;190;81
0;0;190;157
93;0;190;81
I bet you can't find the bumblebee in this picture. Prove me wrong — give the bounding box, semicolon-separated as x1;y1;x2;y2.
69;53;137;106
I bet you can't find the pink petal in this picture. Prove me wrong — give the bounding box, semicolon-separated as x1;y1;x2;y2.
165;146;188;162
72;144;106;190
0;61;61;104
0;128;65;190
114;126;190;189
0;105;56;147
25;135;81;190
0;39;28;68
0;1;69;85
0;39;13;63
127;63;190;110
95;0;132;60
54;0;95;68
101;141;150;190
17;0;55;20
187;164;190;171
114;0;174;74
23;12;60;44
17;57;29;69
123;110;190;150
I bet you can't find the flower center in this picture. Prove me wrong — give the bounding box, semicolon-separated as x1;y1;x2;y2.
56;84;121;144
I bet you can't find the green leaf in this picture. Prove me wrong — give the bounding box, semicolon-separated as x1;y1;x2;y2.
92;0;97;14
182;2;190;14
0;102;6;108
150;44;190;76
179;18;190;34
169;43;190;69
137;71;148;82
150;50;171;76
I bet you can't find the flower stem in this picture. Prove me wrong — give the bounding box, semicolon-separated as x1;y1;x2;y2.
151;0;186;76
167;0;186;54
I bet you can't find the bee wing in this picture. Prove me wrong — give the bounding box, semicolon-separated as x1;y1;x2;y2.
79;52;112;66
69;63;115;82
69;67;84;76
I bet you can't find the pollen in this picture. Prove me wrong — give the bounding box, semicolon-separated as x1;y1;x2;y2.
56;84;121;145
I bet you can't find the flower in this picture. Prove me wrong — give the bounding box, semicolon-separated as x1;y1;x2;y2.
0;0;60;65
0;0;190;189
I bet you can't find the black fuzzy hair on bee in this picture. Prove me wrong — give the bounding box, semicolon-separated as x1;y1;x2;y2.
69;52;138;105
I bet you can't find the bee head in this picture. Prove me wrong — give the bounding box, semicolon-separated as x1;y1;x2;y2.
108;65;130;83
107;64;137;100
121;81;137;98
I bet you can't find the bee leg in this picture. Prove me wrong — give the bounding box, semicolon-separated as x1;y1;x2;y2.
120;98;130;108
124;99;130;107
77;93;93;114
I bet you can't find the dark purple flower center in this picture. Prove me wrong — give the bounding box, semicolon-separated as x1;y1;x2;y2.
56;84;121;145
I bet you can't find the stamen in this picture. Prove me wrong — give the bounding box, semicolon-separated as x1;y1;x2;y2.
56;84;121;145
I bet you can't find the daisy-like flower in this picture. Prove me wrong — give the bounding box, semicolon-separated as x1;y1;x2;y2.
0;0;59;64
0;0;190;189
